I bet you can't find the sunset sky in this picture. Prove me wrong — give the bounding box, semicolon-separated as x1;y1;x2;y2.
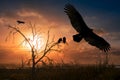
0;0;120;65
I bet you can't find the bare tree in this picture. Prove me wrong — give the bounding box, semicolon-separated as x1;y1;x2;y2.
6;21;65;79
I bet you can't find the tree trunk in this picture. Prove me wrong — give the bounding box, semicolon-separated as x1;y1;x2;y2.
32;63;35;80
31;48;36;80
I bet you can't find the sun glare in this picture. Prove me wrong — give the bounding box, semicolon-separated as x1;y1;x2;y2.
22;34;45;51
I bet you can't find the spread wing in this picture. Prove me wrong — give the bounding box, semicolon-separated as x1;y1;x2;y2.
64;4;90;33
84;31;110;52
64;4;110;52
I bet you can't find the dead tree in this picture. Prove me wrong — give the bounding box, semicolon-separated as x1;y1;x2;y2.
6;22;65;79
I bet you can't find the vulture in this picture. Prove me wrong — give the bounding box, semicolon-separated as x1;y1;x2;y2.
17;20;25;24
64;4;110;52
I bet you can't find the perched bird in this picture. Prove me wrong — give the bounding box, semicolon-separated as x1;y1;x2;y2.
64;4;110;52
17;20;25;24
63;37;66;43
57;38;62;43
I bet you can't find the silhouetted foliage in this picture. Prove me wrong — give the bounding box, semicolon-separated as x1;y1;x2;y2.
0;65;120;80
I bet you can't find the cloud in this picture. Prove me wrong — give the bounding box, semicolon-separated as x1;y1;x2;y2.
0;48;17;63
107;32;120;41
60;40;99;64
110;48;120;56
0;47;30;64
103;32;120;48
0;0;66;24
61;33;120;64
0;0;120;33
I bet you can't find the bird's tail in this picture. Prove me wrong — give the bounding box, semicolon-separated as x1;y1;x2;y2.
73;34;83;42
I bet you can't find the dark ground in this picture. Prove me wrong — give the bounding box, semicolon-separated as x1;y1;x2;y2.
0;65;120;80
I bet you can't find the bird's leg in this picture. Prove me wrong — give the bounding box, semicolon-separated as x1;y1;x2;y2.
73;33;83;42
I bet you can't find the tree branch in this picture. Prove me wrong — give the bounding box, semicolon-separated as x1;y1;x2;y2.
35;42;58;65
7;25;33;48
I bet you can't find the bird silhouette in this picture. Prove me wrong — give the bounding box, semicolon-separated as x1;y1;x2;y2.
64;4;110;52
57;38;62;43
63;37;66;43
17;20;25;24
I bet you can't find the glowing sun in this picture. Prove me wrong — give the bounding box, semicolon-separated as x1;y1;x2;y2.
22;34;45;51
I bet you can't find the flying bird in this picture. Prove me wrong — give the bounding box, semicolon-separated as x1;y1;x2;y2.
17;20;25;24
64;4;110;52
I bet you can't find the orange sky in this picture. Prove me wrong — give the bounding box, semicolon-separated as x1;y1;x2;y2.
0;6;120;66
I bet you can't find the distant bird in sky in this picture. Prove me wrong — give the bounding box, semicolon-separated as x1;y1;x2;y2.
17;20;25;24
64;4;110;52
